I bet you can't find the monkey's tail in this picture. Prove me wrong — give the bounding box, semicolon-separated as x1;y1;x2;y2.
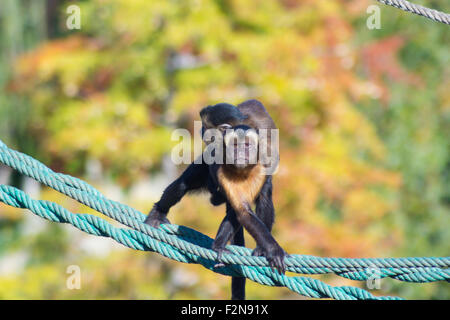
231;226;246;300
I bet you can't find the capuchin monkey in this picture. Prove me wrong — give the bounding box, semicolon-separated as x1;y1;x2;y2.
144;99;287;300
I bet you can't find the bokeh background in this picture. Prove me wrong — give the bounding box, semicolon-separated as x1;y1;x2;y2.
0;0;448;299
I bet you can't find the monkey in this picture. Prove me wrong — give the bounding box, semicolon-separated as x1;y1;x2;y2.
144;100;287;300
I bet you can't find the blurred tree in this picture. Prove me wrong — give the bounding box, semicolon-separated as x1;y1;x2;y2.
0;0;47;259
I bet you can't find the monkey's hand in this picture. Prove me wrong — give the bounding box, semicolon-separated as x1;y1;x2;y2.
251;245;265;257
144;205;171;228
252;243;287;274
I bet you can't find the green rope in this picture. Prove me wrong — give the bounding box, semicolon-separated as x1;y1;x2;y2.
0;139;448;299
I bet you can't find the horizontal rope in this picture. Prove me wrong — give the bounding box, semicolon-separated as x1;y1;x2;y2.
376;0;450;25
0;139;448;299
0;184;400;300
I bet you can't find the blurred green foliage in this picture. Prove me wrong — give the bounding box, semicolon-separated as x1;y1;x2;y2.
0;0;448;299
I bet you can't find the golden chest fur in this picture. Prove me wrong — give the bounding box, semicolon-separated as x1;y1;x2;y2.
217;164;266;211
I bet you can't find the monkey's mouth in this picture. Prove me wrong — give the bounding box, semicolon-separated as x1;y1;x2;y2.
226;142;258;167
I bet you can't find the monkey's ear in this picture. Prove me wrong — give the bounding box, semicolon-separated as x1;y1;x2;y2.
199;106;212;128
199;106;209;118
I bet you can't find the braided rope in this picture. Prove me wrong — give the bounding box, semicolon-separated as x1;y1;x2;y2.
0;140;449;299
0;184;400;300
376;0;450;25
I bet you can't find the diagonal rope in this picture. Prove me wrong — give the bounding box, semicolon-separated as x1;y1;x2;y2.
0;139;449;299
376;0;450;25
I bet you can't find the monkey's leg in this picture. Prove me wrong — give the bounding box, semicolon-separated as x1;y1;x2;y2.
236;204;287;274
253;176;275;257
212;204;246;300
144;162;209;228
212;203;241;259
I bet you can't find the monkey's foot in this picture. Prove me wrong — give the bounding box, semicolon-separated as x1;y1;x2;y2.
144;206;171;228
211;245;233;268
254;244;288;275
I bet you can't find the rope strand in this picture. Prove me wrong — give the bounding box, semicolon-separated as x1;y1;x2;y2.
376;0;450;25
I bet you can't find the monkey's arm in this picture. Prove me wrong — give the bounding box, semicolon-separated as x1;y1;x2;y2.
252;176;276;257
144;161;209;228
236;203;286;273
255;176;274;230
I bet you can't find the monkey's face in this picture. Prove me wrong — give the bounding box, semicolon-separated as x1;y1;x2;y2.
200;103;259;168
224;125;259;169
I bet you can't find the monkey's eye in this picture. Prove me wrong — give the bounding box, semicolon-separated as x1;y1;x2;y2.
218;124;232;131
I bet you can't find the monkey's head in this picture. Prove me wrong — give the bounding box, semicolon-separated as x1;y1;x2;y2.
200;103;260;169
